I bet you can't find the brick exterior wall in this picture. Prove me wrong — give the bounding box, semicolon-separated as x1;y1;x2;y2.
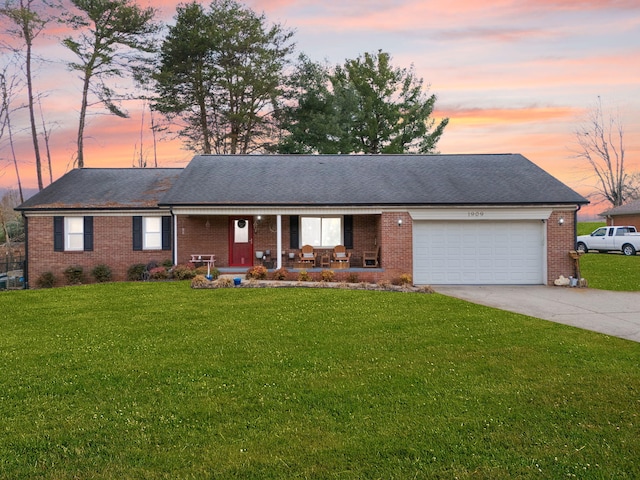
546;209;579;284
26;209;579;287
25;215;174;287
379;212;413;281
605;214;640;228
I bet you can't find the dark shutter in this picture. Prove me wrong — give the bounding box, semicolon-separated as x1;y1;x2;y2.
53;216;64;252
161;216;171;251
83;216;93;251
289;215;299;249
343;215;353;249
132;216;142;251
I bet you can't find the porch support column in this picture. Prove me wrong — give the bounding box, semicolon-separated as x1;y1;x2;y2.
276;214;282;270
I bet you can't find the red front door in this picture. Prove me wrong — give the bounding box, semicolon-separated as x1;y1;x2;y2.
229;217;253;267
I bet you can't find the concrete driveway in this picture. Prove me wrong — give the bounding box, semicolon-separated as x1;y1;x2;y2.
433;285;640;343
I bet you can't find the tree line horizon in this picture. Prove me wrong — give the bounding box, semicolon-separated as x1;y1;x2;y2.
1;0;448;195
1;0;635;213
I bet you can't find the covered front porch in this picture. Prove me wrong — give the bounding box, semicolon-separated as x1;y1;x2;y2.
171;209;407;275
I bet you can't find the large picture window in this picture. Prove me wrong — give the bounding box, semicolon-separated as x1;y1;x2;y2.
300;217;342;247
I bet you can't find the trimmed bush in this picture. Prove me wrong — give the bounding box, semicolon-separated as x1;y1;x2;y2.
320;269;335;282
172;263;196;280
36;271;56;288
246;265;268;280
63;265;84;285
149;266;169;280
162;259;174;269
91;264;112;283
272;267;288;280
297;269;311;282
127;264;147;281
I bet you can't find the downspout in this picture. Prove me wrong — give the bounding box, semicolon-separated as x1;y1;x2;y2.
574;205;581;249
574;204;582;280
172;209;178;266
22;213;28;289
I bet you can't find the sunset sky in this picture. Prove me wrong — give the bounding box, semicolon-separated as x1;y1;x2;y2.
1;0;639;217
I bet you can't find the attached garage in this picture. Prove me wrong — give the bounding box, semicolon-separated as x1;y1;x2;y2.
412;214;547;285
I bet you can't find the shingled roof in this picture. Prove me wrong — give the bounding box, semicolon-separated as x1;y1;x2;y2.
17;168;182;211
159;154;588;207
600;199;640;217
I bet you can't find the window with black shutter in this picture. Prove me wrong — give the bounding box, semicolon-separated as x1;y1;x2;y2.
290;215;299;249
83;216;93;251
343;215;353;249
53;216;64;252
132;216;143;251
162;216;171;251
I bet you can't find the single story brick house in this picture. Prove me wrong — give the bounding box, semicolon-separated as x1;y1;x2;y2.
16;154;588;287
600;199;640;228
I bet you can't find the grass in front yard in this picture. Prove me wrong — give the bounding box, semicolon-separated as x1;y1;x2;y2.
576;221;605;236
576;221;640;291
579;253;640;291
1;282;639;479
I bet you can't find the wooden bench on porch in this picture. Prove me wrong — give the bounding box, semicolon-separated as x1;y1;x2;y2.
190;254;216;268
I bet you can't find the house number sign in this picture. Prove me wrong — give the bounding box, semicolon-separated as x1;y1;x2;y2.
467;211;485;217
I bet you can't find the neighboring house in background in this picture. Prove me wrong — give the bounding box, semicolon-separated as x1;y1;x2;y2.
600;199;640;228
16;154;588;287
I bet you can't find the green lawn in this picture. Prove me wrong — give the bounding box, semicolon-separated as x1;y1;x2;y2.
580;254;640;290
576;221;605;236
575;221;640;290
1;282;639;479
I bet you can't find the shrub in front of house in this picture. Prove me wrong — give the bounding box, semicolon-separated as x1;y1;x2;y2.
162;259;173;269
36;271;56;288
189;265;219;279
172;263;196;280
246;265;268;280
297;269;311;282
91;264;112;283
191;274;211;288
320;269;335;282
272;267;288;280
63;265;84;285
194;266;208;275
149;266;169;280
127;264;147;281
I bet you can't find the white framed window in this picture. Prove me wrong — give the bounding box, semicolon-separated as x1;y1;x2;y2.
65;217;84;251
300;216;342;247
143;217;162;250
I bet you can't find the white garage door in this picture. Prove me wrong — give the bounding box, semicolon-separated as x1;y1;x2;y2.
413;221;545;285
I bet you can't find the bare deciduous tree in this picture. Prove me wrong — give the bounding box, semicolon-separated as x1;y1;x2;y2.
0;66;25;203
575;97;639;207
0;0;52;191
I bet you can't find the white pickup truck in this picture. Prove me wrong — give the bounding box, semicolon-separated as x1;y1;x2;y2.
576;226;640;256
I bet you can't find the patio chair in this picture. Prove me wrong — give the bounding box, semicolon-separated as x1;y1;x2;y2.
363;246;380;268
332;245;351;267
298;245;317;266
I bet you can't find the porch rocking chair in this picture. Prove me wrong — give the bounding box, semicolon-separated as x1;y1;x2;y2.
332;245;351;267
298;245;317;267
363;246;380;268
